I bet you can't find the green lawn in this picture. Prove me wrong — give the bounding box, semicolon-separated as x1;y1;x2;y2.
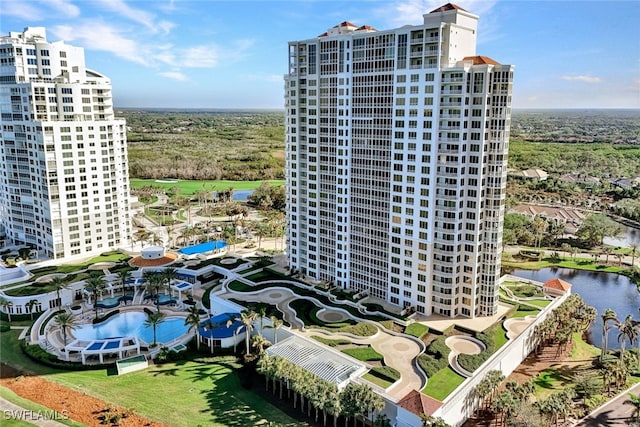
341;347;384;362
422;367;465;400
404;322;429;339
1;331;304;426
362;372;393;389
130;179;284;196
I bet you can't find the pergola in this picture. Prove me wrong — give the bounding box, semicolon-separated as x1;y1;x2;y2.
266;334;367;389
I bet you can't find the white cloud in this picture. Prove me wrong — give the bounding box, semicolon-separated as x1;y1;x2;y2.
2;0;44;20
95;0;173;34
46;0;80;18
181;46;220;68
561;75;602;84
51;22;149;66
159;71;187;81
374;0;498;27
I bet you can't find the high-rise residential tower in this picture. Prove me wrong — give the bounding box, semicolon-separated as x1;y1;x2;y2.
285;4;514;318
0;27;131;260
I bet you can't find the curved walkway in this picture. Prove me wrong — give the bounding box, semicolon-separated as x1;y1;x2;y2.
216;280;426;401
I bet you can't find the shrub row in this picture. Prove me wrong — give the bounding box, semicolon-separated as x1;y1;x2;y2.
21;342;108;371
341;346;384;362
418;336;451;377
404;322;429;339
457;327;498;373
370;366;401;383
310;336;351;347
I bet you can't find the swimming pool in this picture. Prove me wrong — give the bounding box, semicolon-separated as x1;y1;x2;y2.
96;296;122;309
199;313;242;339
74;311;189;345
179;240;227;255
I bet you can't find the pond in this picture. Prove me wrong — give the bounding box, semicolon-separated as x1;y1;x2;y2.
603;224;640;248
511;267;639;349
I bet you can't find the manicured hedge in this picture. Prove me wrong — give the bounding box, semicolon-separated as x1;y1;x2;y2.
21;342;109;371
370;365;401;383
405;322;429;338
418;336;451;377
311;336;351;347
341;346;383;362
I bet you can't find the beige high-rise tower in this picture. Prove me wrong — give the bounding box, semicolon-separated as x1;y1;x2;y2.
285;4;514;318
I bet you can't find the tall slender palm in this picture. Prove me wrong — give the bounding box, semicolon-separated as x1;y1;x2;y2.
117;270;132;297
144;311;166;347
623;392;640;427
239;310;257;355
185;305;202;350
618;314;637;361
226;314;239;353
85;275;106;319
54;312;77;346
601;308;619;362
162;267;178;292
50;276;68;308
630;242;639;267
0;297;13;322
26;299;39;320
145;272;167;313
270;316;283;344
257;307;267;336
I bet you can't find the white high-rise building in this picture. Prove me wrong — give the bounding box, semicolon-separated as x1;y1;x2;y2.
0;27;131;260
285;4;514;318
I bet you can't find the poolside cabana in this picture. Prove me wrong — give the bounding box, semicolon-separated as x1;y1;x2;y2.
64;337;142;364
170;280;193;300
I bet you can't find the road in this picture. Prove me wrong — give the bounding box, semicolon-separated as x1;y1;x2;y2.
575;382;640;426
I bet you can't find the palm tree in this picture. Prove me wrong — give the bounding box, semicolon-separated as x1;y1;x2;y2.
618;314;637;361
26;299;39;320
226;314;239;353
239;310;257;355
185;305;202;350
270;315;283;344
162;267;178;291
50;276;68;308
257;307;267;336
624;392;640;427
251;334;271;355
117;270;132;297
54;312;77;346
85;275;106;319
144;311;166;347
601;308;619;362
0;297;13;322
145;272;167;313
630;242;639;267
602;246;613;264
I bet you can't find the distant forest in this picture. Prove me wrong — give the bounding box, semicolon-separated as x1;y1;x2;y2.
121;109;640;181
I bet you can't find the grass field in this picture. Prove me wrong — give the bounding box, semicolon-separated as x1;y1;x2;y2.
0;330;304;427
130;179;284;196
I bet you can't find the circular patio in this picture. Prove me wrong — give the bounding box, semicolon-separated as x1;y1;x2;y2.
315;308;349;323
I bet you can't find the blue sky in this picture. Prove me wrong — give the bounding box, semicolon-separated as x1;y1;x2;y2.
2;0;639;109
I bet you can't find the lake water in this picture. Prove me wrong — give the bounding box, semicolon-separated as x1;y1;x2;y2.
510;267;639;349
603;224;640;248
214;190;253;201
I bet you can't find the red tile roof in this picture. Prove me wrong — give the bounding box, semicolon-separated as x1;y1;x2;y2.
543;278;572;292
334;21;357;28
397;389;443;417
430;3;468;13
356;25;377;31
463;55;500;65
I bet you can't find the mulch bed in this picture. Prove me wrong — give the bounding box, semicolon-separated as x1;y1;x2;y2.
0;363;168;427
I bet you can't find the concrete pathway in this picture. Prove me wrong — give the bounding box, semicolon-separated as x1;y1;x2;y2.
216;281;427;401
0;394;69;427
576;382;640;426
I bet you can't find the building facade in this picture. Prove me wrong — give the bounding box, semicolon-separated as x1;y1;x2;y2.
285;4;514;318
0;27;130;259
